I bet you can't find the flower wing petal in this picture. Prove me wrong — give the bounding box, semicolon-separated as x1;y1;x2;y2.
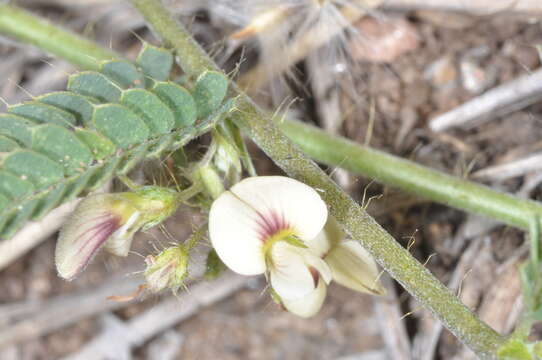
209;191;267;275
55;194;121;280
229;176;327;242
326;241;385;295
103;211;140;256
282;279;327;318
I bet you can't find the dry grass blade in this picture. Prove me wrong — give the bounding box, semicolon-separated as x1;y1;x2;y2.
373;276;411;360
62;273;247;360
0;270;143;348
382;0;542;15
430;68;542;132
472;152;542;181
0;200;79;270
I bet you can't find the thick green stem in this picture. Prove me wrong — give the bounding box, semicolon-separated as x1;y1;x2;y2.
0;4;117;71
130;0;504;357
0;3;508;356
281;120;542;231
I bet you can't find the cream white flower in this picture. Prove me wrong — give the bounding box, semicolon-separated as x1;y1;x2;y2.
209;176;383;317
209;176;330;303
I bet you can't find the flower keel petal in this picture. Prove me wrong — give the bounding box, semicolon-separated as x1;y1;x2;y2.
282;279;327;318
269;242;329;300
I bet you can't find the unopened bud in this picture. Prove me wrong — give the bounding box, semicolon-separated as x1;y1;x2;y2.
144;245;189;294
55;185;179;280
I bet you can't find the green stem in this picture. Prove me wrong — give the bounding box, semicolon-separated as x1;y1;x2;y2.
280;120;542;231
176;182;203;204
0;3;507;356
0;4;117;71
185;223;207;251
130;0;504;357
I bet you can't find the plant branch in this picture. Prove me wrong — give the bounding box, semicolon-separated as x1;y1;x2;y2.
280;120;542;231
0;4;117;71
129;0;504;357
0;3;510;356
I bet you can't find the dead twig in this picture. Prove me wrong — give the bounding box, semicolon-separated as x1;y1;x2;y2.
373;276;411;360
382;0;542;15
62;273;247;360
0;270;142;348
0;200;79;271
412;237;485;360
429;68;542;132
472;152;542;181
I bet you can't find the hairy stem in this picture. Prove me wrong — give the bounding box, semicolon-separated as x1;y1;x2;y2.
0;2;509;356
130;0;504;357
280;120;542;231
0;4;117;71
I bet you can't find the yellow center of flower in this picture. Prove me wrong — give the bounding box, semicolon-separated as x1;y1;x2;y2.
262;228;309;270
262;228;295;253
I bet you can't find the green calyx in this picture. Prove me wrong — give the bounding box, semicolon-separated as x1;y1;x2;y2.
121;185;179;230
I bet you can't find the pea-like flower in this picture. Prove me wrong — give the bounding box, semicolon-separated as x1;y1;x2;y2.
209;176;383;318
209;176;330;303
55;186;179;280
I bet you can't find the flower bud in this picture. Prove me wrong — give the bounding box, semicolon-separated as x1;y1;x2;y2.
144;245;189;294
56;185;179;280
212;131;241;180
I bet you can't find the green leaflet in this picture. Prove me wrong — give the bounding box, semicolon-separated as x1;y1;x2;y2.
92;103;150;149
152;82;197;127
101;60;145;88
120;88;175;135
0;43;232;239
0;114;37;147
68;72;122;102
2;150;64;189
9;102;77;127
136;43;173;83
192;71;229;118
0;136;19;152
31;124;93;175
38;92;96;126
74;129;115;160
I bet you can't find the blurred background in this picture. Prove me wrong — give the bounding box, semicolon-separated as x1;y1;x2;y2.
1;0;542;359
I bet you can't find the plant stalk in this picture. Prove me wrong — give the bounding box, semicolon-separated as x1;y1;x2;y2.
0;3;509;356
280;120;542;231
129;0;504;357
0;4;117;71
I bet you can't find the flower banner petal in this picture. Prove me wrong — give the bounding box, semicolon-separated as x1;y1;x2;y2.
229;176;328;242
209;191;267;275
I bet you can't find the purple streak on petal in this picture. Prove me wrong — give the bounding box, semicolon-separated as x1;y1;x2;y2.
69;215;121;279
254;209;290;242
